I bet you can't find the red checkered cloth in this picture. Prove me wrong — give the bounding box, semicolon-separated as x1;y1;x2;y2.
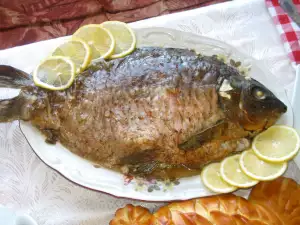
266;0;300;67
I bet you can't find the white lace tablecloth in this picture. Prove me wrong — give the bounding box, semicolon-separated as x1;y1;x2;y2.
0;0;299;224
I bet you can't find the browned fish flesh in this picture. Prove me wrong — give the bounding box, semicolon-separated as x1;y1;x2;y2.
0;47;287;177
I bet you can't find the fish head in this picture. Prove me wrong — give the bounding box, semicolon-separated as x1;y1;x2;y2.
218;75;287;132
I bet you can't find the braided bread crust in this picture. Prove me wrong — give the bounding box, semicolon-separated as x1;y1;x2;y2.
250;177;300;225
110;177;300;225
110;204;152;225
151;194;275;225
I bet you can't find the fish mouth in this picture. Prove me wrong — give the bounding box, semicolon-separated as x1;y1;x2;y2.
277;101;288;114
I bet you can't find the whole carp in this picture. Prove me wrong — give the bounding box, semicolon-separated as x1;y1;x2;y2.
0;47;287;178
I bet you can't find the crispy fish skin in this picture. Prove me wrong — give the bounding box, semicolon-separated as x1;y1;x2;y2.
0;47;287;177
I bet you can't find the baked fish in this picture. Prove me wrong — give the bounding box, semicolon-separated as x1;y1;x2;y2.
0;47;287;178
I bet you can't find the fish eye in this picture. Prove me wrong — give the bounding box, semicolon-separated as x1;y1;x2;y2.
252;87;266;100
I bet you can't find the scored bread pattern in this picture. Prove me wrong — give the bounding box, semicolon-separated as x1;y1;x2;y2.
110;177;300;225
249;177;300;225
110;204;152;225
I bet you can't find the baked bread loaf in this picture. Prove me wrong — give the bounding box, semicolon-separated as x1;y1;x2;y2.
110;204;152;225
249;177;300;225
110;177;300;225
151;194;274;225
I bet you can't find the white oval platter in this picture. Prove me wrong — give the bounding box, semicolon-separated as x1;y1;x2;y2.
20;28;293;201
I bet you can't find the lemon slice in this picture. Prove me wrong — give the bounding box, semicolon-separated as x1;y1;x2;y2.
220;154;258;188
73;24;115;60
201;163;237;193
101;21;136;59
252;125;300;162
52;38;91;73
239;150;287;181
33;56;75;91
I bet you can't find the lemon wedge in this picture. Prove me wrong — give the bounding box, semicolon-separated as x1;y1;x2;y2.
73;24;115;60
52;38;91;73
201;163;237;193
252;125;300;163
33;56;76;91
101;21;136;59
220;154;258;188
239;150;287;181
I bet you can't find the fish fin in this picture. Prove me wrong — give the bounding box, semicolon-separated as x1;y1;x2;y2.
120;149;157;165
125;161;160;176
178;120;227;151
0;95;31;122
0;65;32;88
123;161;176;176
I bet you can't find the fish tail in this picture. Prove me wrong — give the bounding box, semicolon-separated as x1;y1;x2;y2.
0;65;32;88
0;95;30;122
0;65;33;122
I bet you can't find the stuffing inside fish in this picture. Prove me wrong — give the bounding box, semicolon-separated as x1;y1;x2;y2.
0;47;287;178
